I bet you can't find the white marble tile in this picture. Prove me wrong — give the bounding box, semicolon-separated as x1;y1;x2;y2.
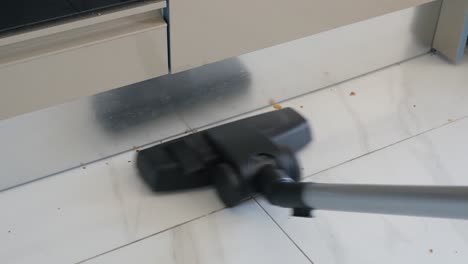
257;118;468;264
261;54;468;178
175;54;468;180
82;200;311;264
0;148;225;264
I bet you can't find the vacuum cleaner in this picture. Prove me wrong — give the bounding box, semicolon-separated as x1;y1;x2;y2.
137;108;468;219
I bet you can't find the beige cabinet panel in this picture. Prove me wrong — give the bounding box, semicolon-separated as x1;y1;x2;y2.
169;0;436;73
433;0;468;62
0;12;168;120
0;0;167;47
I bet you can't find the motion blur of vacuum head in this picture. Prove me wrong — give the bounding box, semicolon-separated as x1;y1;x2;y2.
137;108;468;219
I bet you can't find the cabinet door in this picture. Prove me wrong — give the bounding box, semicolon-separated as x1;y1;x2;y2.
169;0;435;73
0;1;168;120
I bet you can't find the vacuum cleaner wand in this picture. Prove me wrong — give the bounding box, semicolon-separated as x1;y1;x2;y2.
137;108;468;219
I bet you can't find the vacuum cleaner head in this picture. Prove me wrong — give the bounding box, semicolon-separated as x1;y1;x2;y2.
137;108;468;219
137;108;312;206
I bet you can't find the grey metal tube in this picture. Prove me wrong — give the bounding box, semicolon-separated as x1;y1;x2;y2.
302;183;468;219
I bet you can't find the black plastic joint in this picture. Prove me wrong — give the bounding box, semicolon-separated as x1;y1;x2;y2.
292;208;313;218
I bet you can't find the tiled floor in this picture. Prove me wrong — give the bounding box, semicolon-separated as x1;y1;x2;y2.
257;118;468;264
1;53;468;264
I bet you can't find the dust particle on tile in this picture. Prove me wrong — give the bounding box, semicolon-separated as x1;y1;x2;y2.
429;249;433;253
8;230;11;233
128;160;132;163
350;91;356;96
413;105;416;108
57;207;61;210
82;166;86;170
300;105;304;108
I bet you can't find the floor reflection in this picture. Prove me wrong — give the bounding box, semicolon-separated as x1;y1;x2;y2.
93;58;251;133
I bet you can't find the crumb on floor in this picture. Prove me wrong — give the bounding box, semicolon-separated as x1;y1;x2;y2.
350;91;356;96
269;99;282;110
273;104;282;110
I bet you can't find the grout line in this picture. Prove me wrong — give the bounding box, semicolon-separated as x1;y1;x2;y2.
175;110;194;131
75;206;226;264
254;197;315;264
75;194;253;263
267;53;432;105
302;114;468;181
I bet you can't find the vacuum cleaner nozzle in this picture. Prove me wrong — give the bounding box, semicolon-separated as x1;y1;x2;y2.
137;108;312;207
137;108;468;219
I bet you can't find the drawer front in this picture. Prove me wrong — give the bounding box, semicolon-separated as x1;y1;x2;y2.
169;0;436;73
0;4;168;120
